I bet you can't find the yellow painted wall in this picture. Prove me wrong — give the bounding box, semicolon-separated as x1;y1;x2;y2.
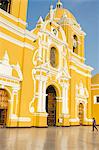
91;74;99;124
11;0;28;22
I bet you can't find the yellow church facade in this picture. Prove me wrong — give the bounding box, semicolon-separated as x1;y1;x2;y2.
0;0;95;127
91;74;99;124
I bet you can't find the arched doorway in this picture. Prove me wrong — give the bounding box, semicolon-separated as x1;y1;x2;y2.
78;103;84;125
0;89;9;127
46;85;56;126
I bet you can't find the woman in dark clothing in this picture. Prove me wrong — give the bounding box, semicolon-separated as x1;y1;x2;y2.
93;118;98;131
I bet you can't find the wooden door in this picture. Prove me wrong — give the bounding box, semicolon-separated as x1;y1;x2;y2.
0;109;7;126
0;89;8;127
79;103;84;125
47;93;56;126
46;85;56;126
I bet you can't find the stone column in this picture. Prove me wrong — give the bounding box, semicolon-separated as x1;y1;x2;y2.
37;75;47;112
38;80;43;112
84;102;87;121
42;80;47;112
62;83;69;114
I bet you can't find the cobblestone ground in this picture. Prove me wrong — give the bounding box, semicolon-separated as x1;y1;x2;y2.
0;126;99;150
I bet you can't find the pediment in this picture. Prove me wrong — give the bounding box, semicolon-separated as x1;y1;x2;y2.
0;51;23;81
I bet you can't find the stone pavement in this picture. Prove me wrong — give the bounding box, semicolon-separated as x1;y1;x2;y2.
0;126;98;150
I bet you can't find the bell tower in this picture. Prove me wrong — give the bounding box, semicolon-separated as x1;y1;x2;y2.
0;0;28;25
56;0;63;8
11;0;28;22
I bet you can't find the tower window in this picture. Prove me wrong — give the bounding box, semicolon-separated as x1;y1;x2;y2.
73;35;78;54
0;0;11;13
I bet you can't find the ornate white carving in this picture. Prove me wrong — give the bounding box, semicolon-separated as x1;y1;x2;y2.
37;16;43;24
50;5;54;21
69;118;79;122
75;82;92;123
76;81;89;98
12;63;23;81
0;51;12;76
61;82;69;114
0;51;23;81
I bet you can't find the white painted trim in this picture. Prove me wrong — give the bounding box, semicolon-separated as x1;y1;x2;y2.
0;73;20;82
18;18;27;26
58;15;86;36
84;118;92;122
0;8;27;26
0;18;24;38
69;48;85;61
69;118;79;122
32;113;48;117
70;56;93;71
0;16;37;41
0;32;34;50
91;84;99;87
70;66;91;77
91;88;99;90
10;114;31;122
56;100;62;102
0;80;20;90
40;29;67;46
41;19;67;44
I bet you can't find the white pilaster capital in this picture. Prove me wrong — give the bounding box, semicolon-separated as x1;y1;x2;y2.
35;75;47;82
61;82;69;88
12;87;20;93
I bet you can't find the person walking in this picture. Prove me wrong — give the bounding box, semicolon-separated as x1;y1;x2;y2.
93;118;98;131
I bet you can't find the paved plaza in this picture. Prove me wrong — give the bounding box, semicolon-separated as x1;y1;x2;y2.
0;126;99;150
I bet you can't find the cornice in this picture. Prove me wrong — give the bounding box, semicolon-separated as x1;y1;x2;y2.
0;32;34;50
70;56;93;72
0;16;37;41
69;48;85;61
0;8;27;26
91;84;99;87
40;29;67;46
70;66;91;78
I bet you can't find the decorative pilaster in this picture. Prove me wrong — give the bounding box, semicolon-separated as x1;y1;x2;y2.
62;83;69;114
38;80;43;112
36;75;47;113
42;80;47;112
9;88;19;116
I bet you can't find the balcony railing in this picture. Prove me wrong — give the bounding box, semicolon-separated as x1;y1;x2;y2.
0;0;11;13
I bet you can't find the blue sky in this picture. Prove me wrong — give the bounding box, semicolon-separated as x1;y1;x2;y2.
27;0;99;76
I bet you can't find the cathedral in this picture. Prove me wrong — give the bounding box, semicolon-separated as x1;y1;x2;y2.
0;0;98;127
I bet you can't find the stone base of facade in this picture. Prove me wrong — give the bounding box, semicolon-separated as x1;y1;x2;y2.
32;113;48;127
61;114;70;126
